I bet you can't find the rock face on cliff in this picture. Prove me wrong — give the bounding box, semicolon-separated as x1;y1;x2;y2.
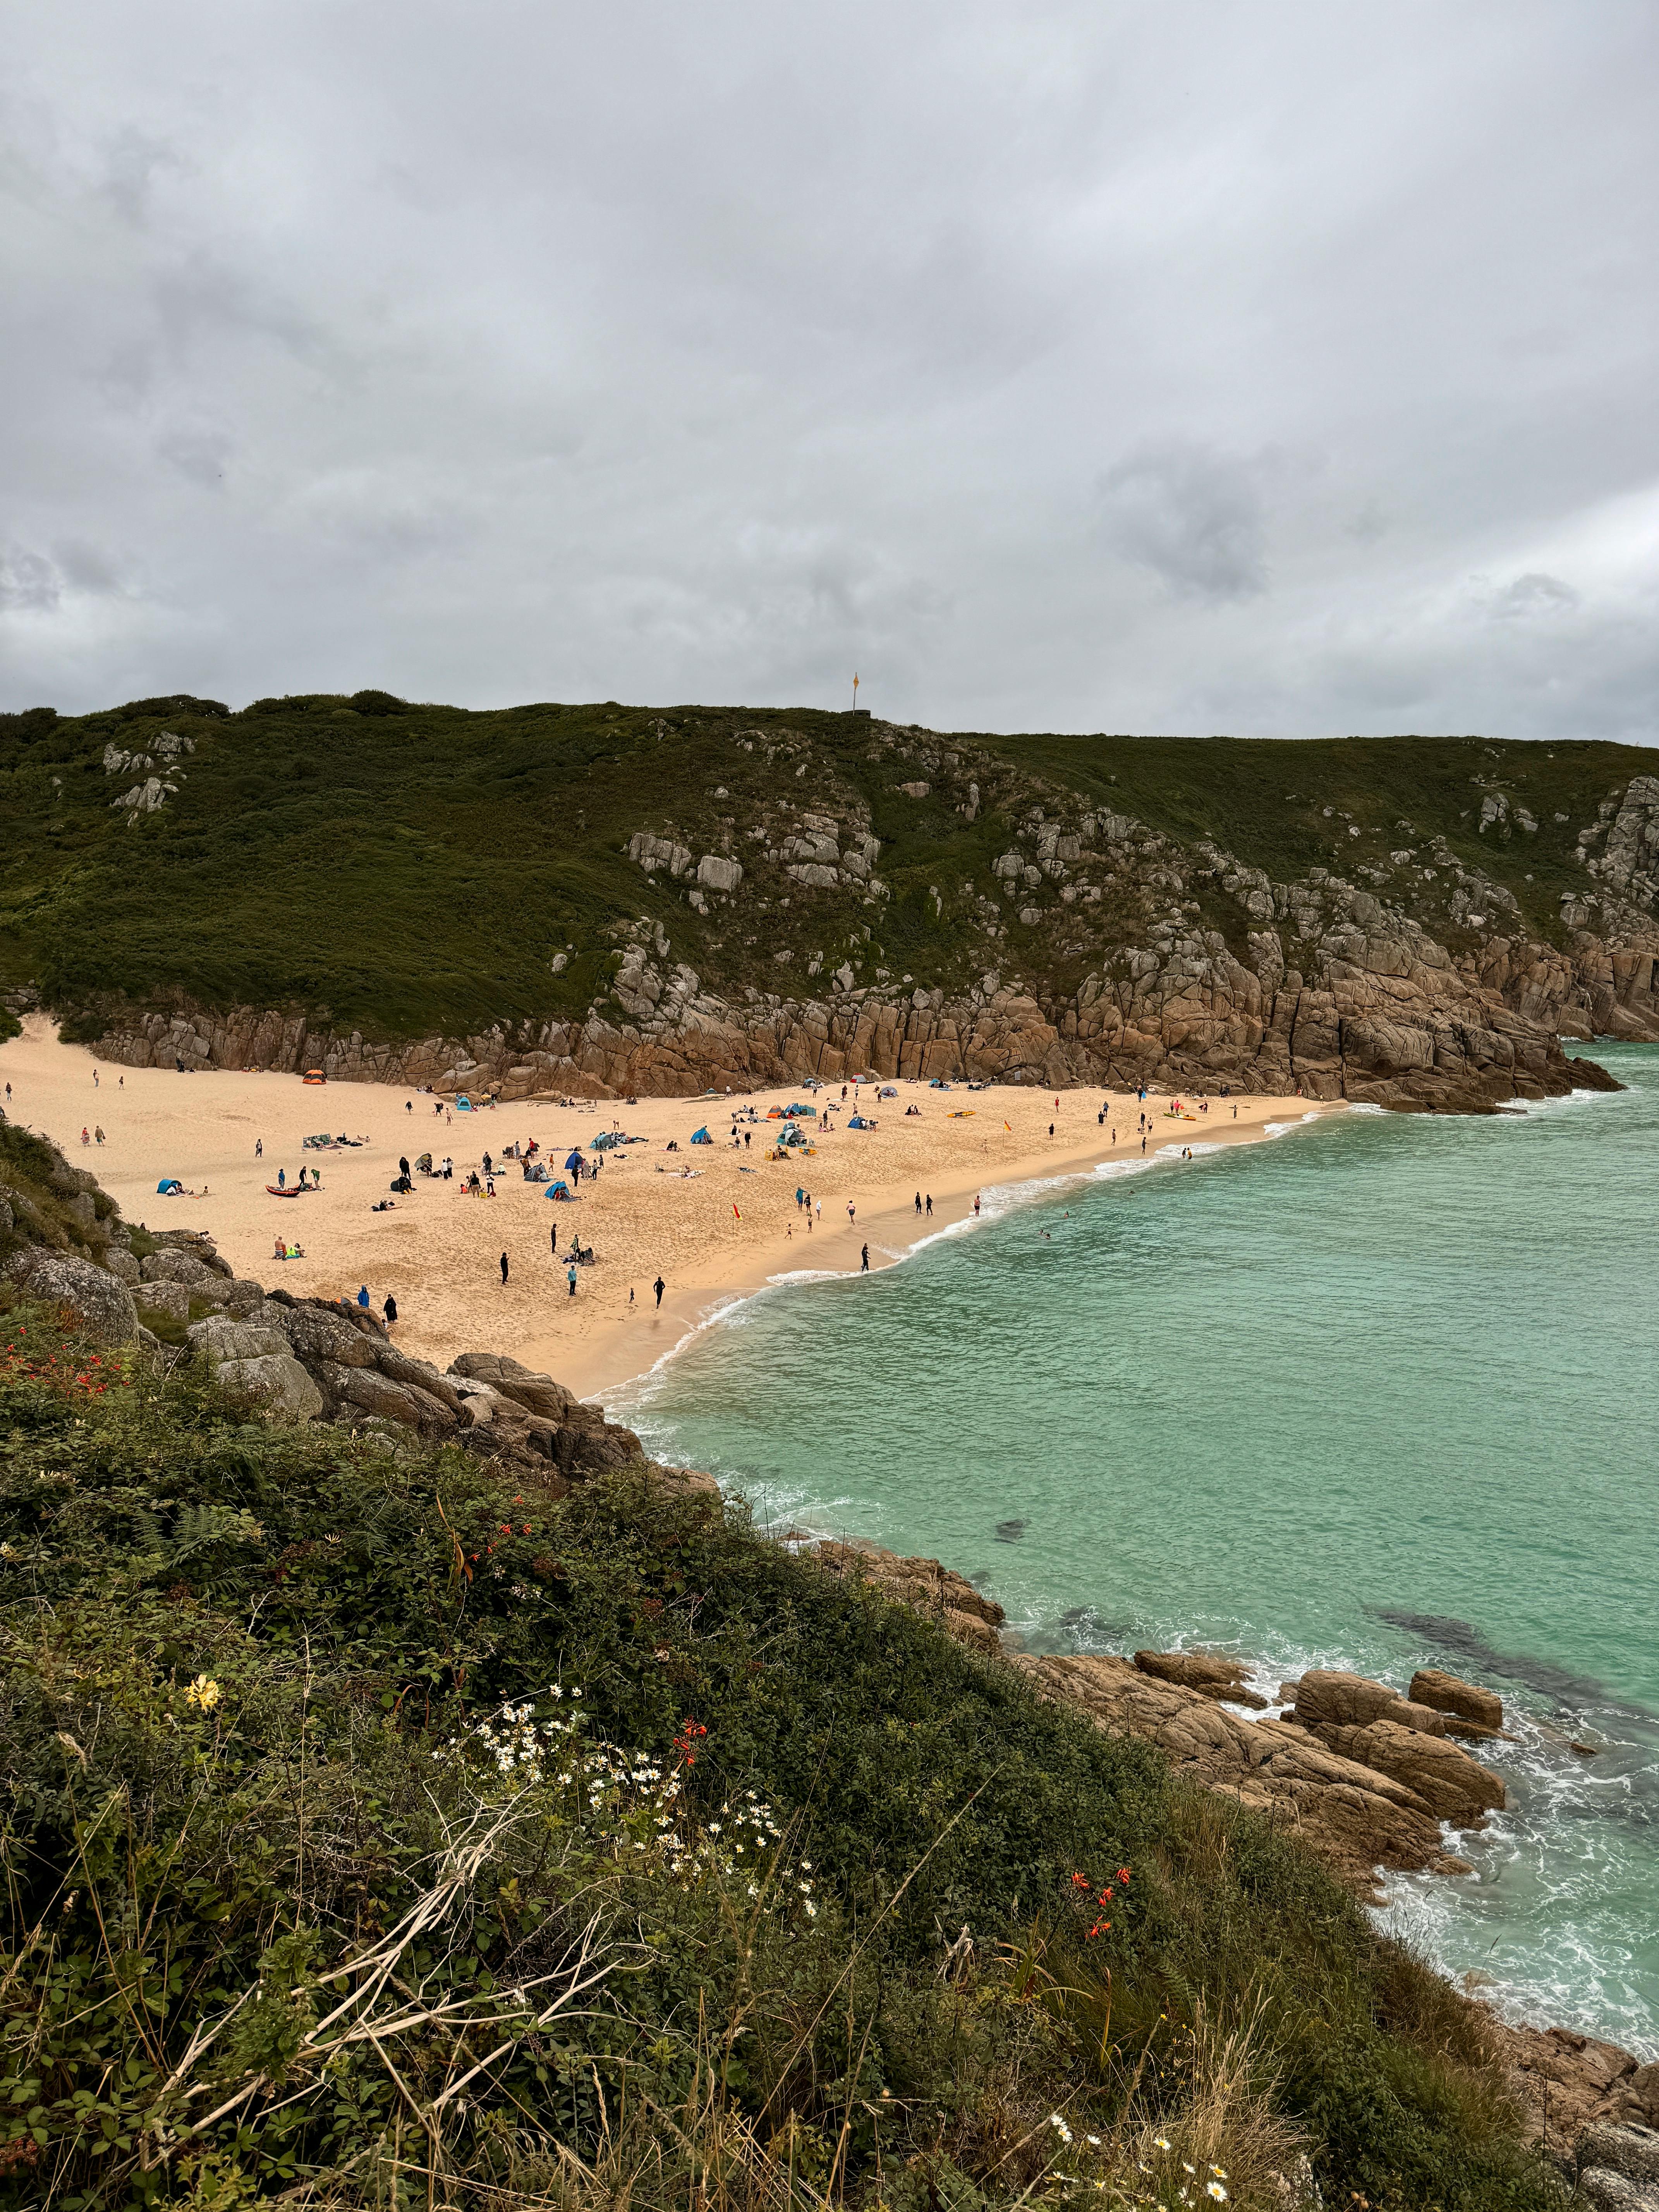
67;721;1659;1115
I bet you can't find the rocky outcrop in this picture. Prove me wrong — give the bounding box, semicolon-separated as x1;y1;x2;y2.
2;1247;139;1344
1133;1648;1269;1708
84;939;1621;1112
812;1540;1008;1656
1011;1652;1473;1899
1409;1665;1508;1740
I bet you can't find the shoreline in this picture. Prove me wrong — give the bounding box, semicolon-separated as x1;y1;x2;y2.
0;1015;1337;1398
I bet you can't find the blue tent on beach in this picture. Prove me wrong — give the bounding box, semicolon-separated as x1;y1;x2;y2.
690;1127;712;1144
544;1180;574;1200
564;1149;586;1171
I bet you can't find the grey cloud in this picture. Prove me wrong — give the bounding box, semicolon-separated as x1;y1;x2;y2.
1098;441;1269;603
1488;571;1581;620
0;549;61;612
0;1;1656;740
157;428;233;488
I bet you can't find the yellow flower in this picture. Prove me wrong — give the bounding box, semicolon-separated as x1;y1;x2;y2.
185;1675;222;1711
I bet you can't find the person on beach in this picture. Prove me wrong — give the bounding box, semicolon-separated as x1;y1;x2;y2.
550;1223;558;1255
860;1243;869;1271
94;1127;104;1145
405;1100;412;1113
93;1069;99;1088
914;1192;922;1213
273;1236;285;1261
973;1194;981;1216
654;1275;665;1308
1048;1122;1054;1138
278;1167;285;1188
500;1252;509;1286
399;1154;410;1181
255;1138;263;1158
357;1286;370;1309
385;1294;398;1326
925;1194;932;1216
567;1263;577;1297
847;1200;856;1226
81;1127;89;1146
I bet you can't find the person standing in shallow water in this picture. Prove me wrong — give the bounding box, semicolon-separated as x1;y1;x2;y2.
860;1243;869;1271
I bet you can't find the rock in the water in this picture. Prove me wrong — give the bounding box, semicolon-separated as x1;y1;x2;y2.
1013;1651;1470;1896
1135;1650;1268;1708
3;1247;139;1344
1291;1668;1449;1736
1307;1717;1504;1824
214;1353;324;1422
1409;1666;1505;1734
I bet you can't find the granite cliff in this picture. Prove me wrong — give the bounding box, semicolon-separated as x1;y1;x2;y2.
6;697;1657;1112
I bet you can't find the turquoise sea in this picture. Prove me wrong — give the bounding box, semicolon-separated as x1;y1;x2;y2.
614;1043;1659;2055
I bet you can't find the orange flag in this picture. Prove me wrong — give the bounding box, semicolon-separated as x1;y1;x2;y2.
733;1202;741;1223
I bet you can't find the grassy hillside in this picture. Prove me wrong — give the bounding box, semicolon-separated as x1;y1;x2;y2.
2;691;1650;1048
0;1283;1563;2209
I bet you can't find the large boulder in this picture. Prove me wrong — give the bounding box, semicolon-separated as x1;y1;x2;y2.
1291;1667;1448;1736
215;1353;325;1422
105;1248;142;1284
1409;1667;1506;1737
1576;2122;1659;2212
1134;1650;1269;1708
448;1350;578;1422
1309;1717;1505;1825
3;1248;139;1344
135;1281;192;1326
316;1362;457;1436
1013;1651;1467;1898
285;1302;378;1368
188;1315;295;1364
140;1249;212;1286
374;1346;463;1413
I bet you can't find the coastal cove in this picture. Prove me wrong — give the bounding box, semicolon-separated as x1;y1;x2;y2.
616;1043;1659;2056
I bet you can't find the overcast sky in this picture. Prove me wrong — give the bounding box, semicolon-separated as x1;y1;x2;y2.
3;2;1656;738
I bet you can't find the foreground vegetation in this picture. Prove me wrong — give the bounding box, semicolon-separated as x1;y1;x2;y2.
1;690;1645;1048
0;1290;1566;2210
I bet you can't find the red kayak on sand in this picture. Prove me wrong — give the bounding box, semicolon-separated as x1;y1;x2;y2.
267;1185;303;1198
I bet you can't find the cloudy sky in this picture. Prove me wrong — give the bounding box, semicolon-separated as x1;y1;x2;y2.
3;2;1656;737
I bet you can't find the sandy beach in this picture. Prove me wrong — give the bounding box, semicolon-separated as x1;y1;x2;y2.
0;1017;1334;1400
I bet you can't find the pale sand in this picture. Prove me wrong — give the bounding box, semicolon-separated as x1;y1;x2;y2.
0;1018;1335;1401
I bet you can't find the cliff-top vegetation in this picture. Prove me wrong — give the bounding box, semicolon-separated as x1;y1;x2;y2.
2;690;1649;1049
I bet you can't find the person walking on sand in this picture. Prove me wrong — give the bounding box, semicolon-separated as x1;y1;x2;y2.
384;1294;398;1326
914;1192;922;1214
550;1222;558;1255
500;1251;509;1286
847;1199;856;1226
81;1126;90;1146
567;1263;577;1297
255;1138;263;1158
925;1194;932;1216
654;1274;665;1308
94;1126;104;1145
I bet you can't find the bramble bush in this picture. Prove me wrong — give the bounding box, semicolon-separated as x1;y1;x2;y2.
0;1304;1560;2210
